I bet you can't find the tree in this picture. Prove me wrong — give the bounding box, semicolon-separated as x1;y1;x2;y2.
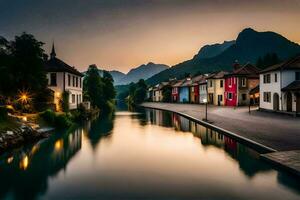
84;65;104;108
0;33;48;111
83;65;116;112
256;52;281;69
162;85;172;102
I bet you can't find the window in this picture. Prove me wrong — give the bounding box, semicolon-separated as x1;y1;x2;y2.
50;73;57;86
209;80;213;87
241;78;246;87
296;72;300;80
263;74;271;83
68;74;71;86
76;77;78;87
79;94;81;103
191;87;194;92
274;73;278;82
228;78;232;86
73;76;75;87
227;92;233;100
72;94;75;103
79;78;82;88
220;80;223;88
242;94;247;101
263;92;271;103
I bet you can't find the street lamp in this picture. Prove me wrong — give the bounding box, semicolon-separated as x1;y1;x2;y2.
203;80;208;122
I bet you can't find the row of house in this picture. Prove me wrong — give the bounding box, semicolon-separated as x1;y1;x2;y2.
148;63;260;107
148;55;300;114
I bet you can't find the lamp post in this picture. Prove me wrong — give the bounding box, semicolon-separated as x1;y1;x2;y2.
203;80;208;122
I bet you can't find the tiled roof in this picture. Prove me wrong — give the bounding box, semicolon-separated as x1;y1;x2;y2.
207;71;229;79
281;80;300;91
226;63;259;78
45;57;83;77
260;55;300;73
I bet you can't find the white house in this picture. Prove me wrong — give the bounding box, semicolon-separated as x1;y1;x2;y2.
199;76;208;104
259;55;300;113
45;44;84;111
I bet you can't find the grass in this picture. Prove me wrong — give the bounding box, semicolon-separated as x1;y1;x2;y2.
0;118;20;131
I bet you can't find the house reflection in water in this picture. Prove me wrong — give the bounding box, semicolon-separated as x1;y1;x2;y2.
0;128;82;200
145;109;272;178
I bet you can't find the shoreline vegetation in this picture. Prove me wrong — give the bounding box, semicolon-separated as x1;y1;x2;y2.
0;32;115;154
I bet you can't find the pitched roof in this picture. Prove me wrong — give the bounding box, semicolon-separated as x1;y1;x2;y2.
45;57;83;77
192;74;207;85
281;81;300;91
207;71;229;79
260;55;300;73
249;85;259;94
172;79;185;87
226;63;259;78
181;78;193;87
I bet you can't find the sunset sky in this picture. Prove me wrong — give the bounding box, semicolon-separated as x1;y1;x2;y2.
1;0;300;73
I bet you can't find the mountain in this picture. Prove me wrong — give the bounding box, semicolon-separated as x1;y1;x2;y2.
117;62;169;85
194;40;235;59
109;70;126;85
146;28;300;85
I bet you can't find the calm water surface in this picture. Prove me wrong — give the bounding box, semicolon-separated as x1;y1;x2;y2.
0;108;300;200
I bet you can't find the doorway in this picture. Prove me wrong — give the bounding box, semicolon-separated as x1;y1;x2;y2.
273;93;279;111
286;92;293;112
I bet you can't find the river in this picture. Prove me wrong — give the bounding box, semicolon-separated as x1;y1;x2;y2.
0;108;299;199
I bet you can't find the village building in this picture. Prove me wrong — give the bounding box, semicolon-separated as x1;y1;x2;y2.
199;77;208;104
152;82;169;102
224;63;259;106
189;75;204;104
44;44;84;111
179;78;192;103
259;55;300;113
171;80;184;103
206;71;228;106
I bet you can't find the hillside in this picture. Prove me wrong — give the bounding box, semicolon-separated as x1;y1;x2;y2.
194;40;235;59
117;62;169;85
146;28;300;85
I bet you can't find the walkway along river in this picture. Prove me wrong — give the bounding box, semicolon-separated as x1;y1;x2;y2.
0;108;299;199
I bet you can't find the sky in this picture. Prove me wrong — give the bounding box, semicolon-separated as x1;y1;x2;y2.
1;0;300;73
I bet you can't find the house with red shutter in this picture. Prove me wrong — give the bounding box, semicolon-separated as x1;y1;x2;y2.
224;63;260;106
171;79;184;102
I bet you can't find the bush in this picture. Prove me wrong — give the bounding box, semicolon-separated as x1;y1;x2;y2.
0;106;8;121
39;109;73;128
55;114;72;128
40;109;56;124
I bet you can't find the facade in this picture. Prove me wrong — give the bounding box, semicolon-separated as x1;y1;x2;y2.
171;80;183;102
44;44;84;111
152;82;169;102
224;64;259;106
206;71;228;106
259;56;300;113
199;81;208;104
189;75;204;103
179;78;192;103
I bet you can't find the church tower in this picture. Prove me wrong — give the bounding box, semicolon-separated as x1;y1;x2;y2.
50;42;56;59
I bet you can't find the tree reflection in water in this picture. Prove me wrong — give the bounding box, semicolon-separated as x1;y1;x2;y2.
0;128;82;199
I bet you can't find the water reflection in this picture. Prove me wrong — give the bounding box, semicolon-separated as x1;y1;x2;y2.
0;109;299;199
0;128;82;200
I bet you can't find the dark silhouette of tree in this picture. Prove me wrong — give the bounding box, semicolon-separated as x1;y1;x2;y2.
256;53;281;69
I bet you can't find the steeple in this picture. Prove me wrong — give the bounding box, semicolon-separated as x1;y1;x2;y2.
50;42;56;59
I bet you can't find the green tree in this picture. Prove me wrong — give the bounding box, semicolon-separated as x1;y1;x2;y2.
162;85;172;102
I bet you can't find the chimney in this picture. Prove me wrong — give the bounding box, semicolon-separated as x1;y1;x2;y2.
233;60;240;71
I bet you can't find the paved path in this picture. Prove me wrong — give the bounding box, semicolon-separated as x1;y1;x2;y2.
141;102;300;151
261;150;300;177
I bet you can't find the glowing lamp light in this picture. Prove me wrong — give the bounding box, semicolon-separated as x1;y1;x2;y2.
22;116;27;121
17;90;32;104
203;98;208;103
19;155;29;170
56;92;61;97
54;140;63;151
7;156;14;164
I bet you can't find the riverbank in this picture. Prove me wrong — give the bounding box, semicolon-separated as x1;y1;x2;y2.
0;117;53;153
141;102;300;151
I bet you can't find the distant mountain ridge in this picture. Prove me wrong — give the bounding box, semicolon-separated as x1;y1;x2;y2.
194;40;235;59
118;62;168;85
84;62;169;85
146;28;300;85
